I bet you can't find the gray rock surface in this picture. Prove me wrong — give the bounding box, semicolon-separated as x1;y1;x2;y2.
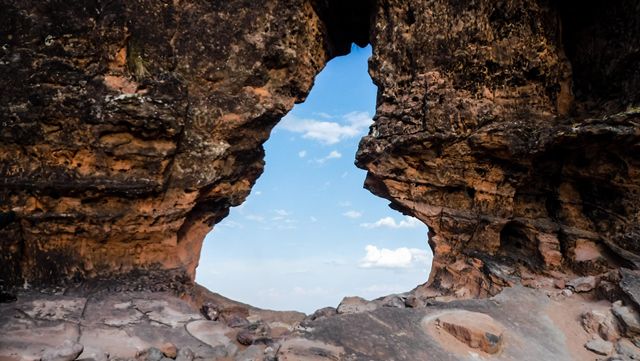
41;340;84;361
585;339;613;356
568;276;598;293
616;338;640;359
336;296;378;314
613;303;640;336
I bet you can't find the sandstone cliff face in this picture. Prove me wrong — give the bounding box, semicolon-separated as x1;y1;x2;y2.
1;0;639;302
356;0;640;298
0;0;333;288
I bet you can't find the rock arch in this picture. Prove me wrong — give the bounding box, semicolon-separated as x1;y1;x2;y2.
1;0;639;305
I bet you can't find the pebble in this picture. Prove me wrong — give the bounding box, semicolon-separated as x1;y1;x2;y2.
567;276;597;292
161;342;177;359
145;347;164;361
562;289;573;297
175;348;194;361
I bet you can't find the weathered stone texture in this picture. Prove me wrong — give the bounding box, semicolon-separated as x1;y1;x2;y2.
1;0;639;301
0;0;331;287
357;0;640;298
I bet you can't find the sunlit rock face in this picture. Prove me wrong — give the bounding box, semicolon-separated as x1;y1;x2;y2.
356;0;640;299
1;0;639;301
0;0;335;288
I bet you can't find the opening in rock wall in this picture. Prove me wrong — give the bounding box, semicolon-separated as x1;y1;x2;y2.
499;221;542;270
196;45;431;314
557;0;640;114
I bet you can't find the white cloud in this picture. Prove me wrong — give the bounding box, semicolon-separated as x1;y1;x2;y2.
315;112;334;119
278;112;372;145
344;111;373;129
274;209;291;216
360;216;422;229
360;245;431;269
219;220;243;229
327;150;342;159
298;150;307;158
245;214;265;223
314;150;342;164
254;191;262;196
343;210;362;219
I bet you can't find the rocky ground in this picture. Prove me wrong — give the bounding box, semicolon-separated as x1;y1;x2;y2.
3;270;640;361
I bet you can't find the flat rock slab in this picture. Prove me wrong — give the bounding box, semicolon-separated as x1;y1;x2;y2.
0;321;80;361
290;286;588;361
185;320;234;348
0;286;621;361
185;320;238;358
21;296;86;322
277;338;345;361
427;310;505;354
133;299;202;328
0;291;218;361
584;339;613;356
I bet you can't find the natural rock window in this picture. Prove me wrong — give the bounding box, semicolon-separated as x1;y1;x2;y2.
196;45;431;313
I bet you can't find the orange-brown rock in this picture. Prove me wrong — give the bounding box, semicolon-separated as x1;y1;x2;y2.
0;0;373;288
356;0;640;299
1;0;640;306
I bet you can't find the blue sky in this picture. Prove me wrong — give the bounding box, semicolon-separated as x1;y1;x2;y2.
196;45;431;314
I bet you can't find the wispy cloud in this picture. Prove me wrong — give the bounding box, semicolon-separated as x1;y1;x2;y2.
314;150;342;164
360;216;421;229
278;111;372;145
338;201;352;207
360;245;431;269
343;210;362;219
315;112;334;119
245;214;265;223
219;220;243;229
298;150;307;158
274;209;291;216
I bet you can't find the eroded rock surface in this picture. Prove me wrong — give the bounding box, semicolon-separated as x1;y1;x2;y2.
356;0;640;299
1;1;640;360
0;0;335;288
1;0;639;308
6;285;640;361
0;286;305;361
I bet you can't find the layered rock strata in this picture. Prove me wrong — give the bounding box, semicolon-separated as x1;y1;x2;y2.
0;0;351;288
356;0;640;299
1;0;639;306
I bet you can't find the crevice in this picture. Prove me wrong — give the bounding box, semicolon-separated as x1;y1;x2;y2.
557;0;640;115
311;0;376;57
